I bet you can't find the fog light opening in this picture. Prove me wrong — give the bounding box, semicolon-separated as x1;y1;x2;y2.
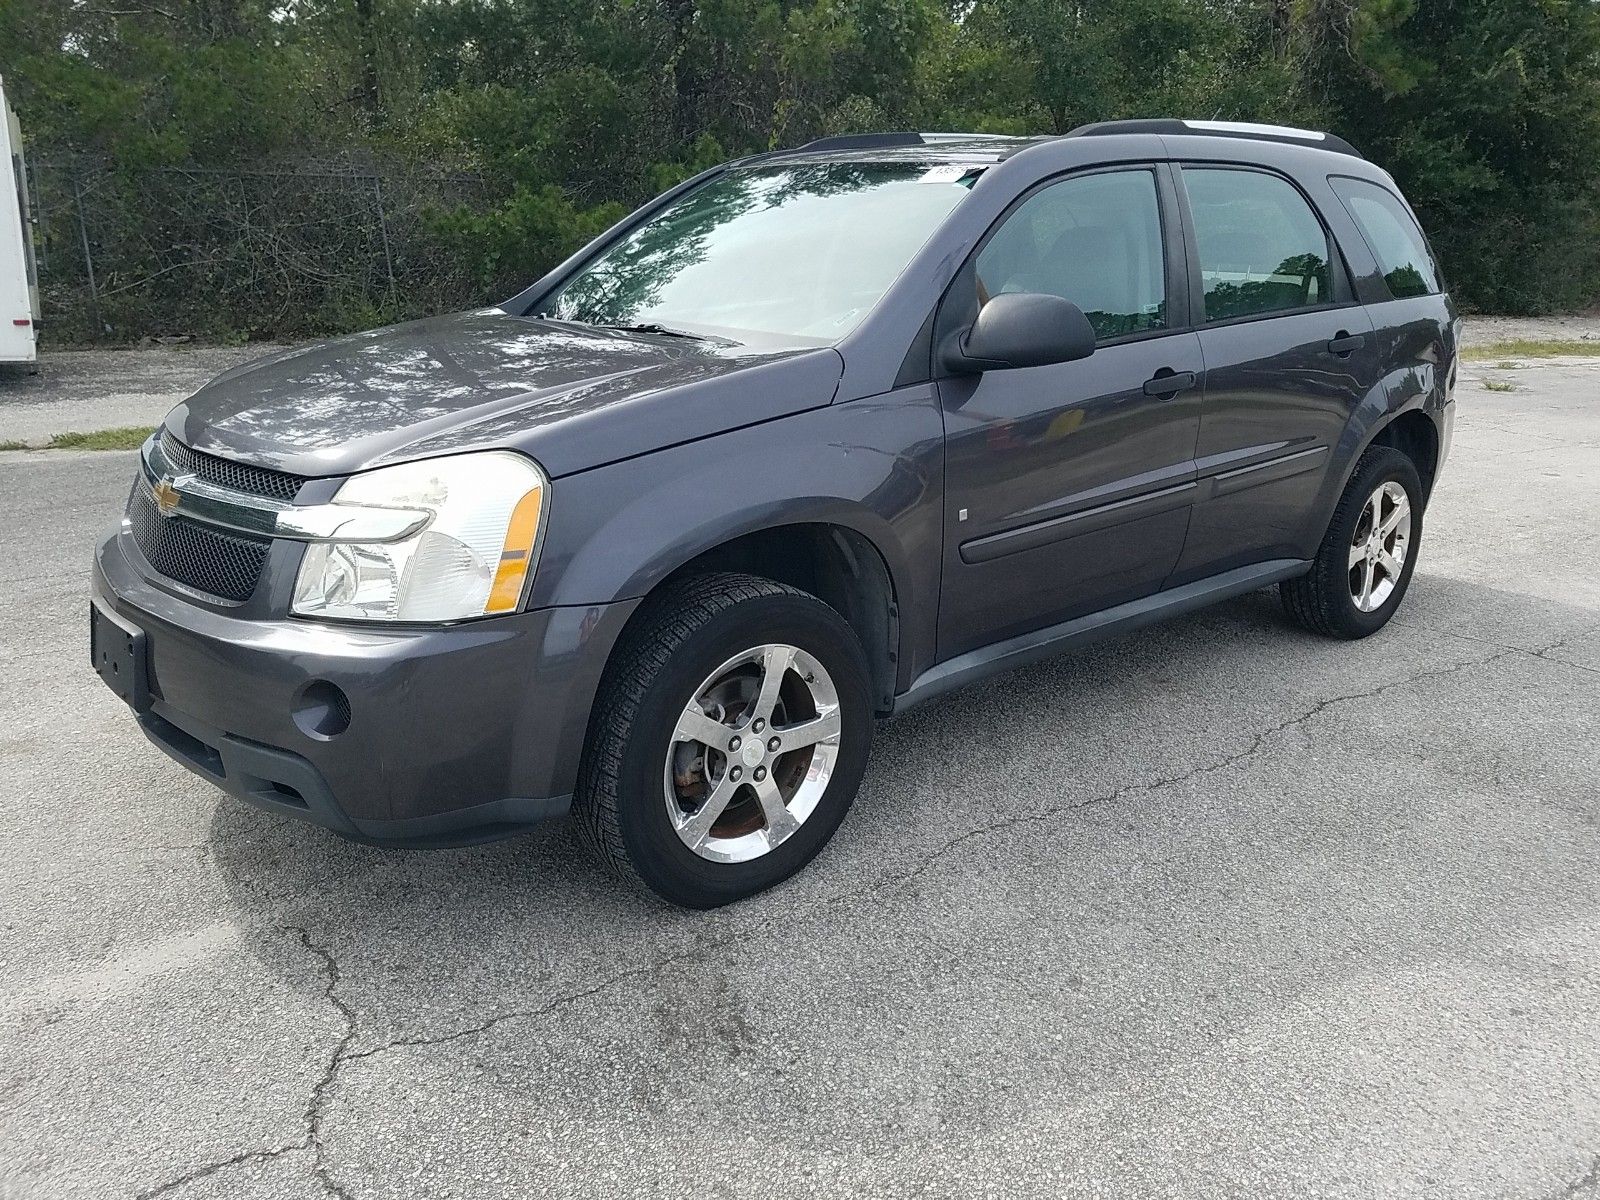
292;679;351;740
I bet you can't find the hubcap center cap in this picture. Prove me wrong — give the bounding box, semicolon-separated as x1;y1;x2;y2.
740;739;766;769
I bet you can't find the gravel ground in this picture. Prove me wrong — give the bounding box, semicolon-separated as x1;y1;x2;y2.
0;355;1597;1199
1460;313;1600;346
0;342;294;444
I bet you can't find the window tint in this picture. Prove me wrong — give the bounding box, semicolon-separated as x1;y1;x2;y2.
1331;176;1441;298
1184;168;1332;322
974;170;1166;341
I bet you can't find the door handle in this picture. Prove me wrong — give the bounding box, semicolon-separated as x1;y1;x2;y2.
1327;331;1366;356
1143;368;1197;398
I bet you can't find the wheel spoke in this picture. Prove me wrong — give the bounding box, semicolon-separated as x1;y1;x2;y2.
750;644;795;724
753;776;800;844
1378;549;1403;581
1348;539;1367;570
673;706;731;749
774;705;841;750
1380;494;1410;539
663;640;842;863
677;775;739;849
1356;558;1374;607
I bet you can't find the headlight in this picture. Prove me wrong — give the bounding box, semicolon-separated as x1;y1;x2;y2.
291;451;548;623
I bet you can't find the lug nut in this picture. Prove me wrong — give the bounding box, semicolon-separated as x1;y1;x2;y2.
730;766;743;781
729;735;741;752
767;736;780;752
752;718;765;733
753;767;766;782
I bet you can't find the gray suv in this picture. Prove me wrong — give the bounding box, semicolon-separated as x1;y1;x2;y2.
91;120;1456;907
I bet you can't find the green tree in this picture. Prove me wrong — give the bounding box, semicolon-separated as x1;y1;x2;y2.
1296;0;1600;311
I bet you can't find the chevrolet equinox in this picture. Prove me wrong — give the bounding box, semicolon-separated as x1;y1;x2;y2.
92;120;1456;907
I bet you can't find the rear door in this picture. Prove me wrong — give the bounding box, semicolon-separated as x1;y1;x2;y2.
1168;164;1381;583
935;164;1203;660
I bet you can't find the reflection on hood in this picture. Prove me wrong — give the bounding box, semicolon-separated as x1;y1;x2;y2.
170;308;843;478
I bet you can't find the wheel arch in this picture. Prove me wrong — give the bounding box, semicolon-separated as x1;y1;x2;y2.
1365;408;1441;501
612;520;903;716
1309;395;1443;556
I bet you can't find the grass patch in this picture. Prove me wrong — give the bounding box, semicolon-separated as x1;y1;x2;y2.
1481;377;1518;392
1461;339;1600;361
0;426;154;451
50;426;155;450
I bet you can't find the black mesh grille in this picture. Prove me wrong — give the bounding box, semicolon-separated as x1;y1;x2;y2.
161;430;303;502
127;481;270;602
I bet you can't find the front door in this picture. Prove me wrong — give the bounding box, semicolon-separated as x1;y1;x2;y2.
935;166;1203;660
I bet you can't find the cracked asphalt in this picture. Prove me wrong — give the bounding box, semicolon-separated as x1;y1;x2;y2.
2;355;1599;1199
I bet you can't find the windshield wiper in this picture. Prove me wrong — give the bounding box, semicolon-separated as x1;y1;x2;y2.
596;321;711;342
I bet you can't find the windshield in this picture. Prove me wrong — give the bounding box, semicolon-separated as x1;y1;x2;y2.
536;161;980;345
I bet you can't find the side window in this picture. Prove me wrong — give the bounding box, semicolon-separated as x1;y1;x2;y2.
1184;168;1333;322
1330;176;1441;299
973;169;1166;341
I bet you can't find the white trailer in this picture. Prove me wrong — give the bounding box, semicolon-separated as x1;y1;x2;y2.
1;75;40;365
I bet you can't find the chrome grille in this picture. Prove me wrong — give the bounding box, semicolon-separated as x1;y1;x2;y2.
160;430;303;502
127;479;271;602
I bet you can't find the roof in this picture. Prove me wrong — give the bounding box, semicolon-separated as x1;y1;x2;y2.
764;121;1363;165
759;132;1039;167
1070;119;1363;159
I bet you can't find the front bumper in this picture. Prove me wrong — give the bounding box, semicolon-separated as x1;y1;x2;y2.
93;526;637;846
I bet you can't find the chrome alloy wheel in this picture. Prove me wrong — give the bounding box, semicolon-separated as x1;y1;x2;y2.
663;643;843;863
1349;480;1412;613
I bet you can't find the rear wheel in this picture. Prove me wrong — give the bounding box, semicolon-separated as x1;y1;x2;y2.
1281;445;1423;639
574;572;873;907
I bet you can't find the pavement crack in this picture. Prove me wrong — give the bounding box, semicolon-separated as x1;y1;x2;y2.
333;647;1513;1070
1404;622;1600;678
1545;1153;1600;1200
284;925;360;1200
134;1143;302;1200
1532;621;1600;666
137;927;365;1199
826;646;1518;898
342;930;754;1064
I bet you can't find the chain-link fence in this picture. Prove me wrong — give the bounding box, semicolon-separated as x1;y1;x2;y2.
30;157;499;343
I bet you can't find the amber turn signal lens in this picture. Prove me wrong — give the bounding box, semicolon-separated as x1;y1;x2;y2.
485;486;545;613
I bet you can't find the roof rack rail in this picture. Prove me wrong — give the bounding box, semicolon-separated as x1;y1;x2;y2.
789;132;927;153
1070;119;1363;160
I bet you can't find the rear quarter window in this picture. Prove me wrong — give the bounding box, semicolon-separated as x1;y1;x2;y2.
1330;176;1442;299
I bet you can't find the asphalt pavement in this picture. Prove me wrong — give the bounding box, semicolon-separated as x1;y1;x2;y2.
1;356;1597;1198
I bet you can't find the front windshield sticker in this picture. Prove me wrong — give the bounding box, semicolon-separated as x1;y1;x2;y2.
919;164;985;184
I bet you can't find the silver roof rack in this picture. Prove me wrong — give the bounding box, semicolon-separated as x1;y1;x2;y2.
1070;118;1363;159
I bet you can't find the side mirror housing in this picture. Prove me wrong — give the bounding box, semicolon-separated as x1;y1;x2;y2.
941;292;1097;374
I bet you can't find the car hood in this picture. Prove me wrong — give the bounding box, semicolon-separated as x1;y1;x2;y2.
166;308;843;479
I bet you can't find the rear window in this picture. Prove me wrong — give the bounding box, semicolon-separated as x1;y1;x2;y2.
1330;176;1441;299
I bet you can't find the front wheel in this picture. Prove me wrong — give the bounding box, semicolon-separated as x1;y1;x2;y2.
1281;445;1424;639
574;573;873;907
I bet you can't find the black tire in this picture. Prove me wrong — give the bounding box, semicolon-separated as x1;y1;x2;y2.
1280;445;1424;639
573;572;873;908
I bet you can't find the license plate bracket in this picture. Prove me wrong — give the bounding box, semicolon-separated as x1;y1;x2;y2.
91;601;151;713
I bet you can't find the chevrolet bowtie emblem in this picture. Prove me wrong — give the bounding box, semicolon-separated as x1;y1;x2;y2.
152;474;190;517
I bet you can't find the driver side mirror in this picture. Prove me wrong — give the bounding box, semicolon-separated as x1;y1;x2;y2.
941;292;1097;375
